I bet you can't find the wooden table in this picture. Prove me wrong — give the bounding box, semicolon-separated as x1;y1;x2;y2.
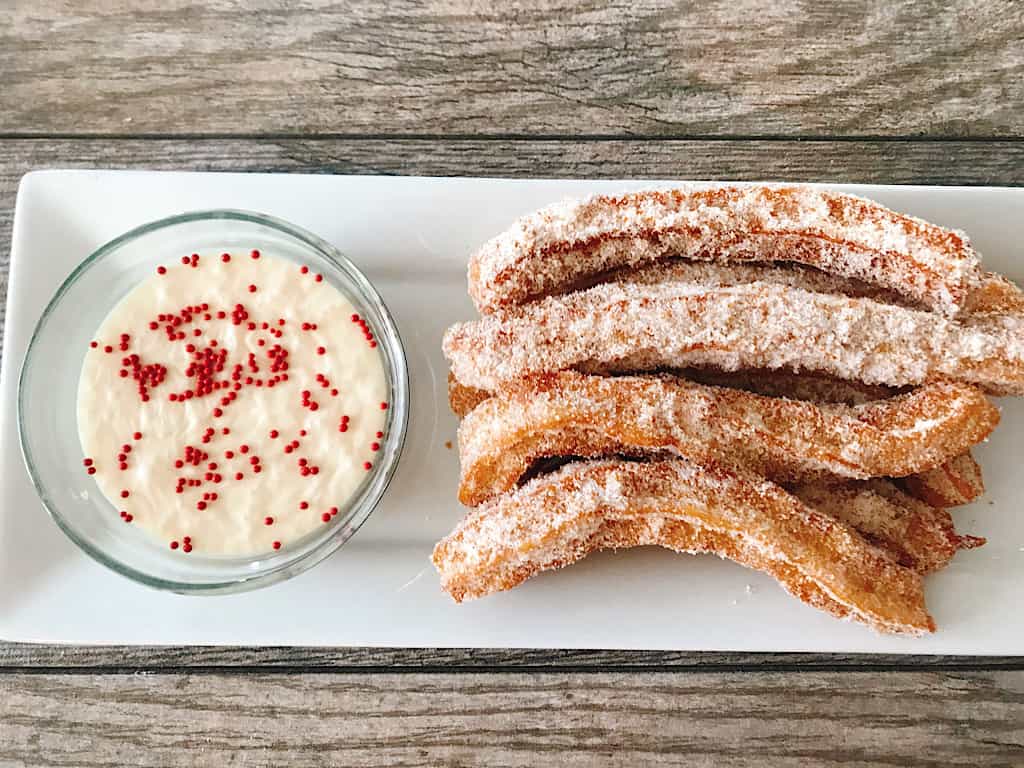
2;3;1023;764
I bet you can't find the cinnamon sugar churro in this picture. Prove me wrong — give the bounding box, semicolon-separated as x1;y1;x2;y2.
447;369;984;508
467;186;981;316
444;282;1024;395
433;458;935;635
456;372;998;506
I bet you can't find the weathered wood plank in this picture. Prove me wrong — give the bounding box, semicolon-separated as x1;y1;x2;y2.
2;643;1023;671
3;1;1023;137
1;671;1021;767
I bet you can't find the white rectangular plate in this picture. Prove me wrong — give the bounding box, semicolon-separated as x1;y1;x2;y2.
2;171;1022;653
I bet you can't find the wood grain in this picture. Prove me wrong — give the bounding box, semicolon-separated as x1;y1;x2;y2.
3;643;1024;672
3;4;1024;762
3;1;1023;137
2;671;1022;767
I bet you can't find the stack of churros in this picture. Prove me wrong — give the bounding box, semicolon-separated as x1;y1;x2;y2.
435;185;1024;635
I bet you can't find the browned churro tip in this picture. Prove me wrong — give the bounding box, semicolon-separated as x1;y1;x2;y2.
900;451;986;508
455;371;998;507
790;478;980;575
468;185;982;316
433;459;935;636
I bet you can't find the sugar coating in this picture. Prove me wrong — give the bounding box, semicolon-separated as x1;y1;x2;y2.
789;479;979;574
455;372;998;507
467;185;982;316
444;281;1024;396
432;458;935;635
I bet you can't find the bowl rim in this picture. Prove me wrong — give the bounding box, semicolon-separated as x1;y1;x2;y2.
17;208;410;594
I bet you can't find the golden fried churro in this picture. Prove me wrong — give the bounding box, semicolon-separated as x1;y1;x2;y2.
433;458;935;635
679;368;986;508
443;281;1024;395
456;372;998;506
790;479;984;574
448;369;984;507
467;186;981;316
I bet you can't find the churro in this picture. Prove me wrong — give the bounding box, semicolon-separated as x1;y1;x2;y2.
467;186;981;316
456;372;998;506
444;281;1024;395
433;458;935;635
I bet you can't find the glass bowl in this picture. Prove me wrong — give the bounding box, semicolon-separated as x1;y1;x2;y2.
18;210;409;594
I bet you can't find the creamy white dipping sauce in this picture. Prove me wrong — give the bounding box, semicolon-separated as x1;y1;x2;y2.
77;250;389;555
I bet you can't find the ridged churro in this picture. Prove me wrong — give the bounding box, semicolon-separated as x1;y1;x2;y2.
444;281;1024;395
433;458;935;635
447;369;984;507
456;372;998;506
467;186;981;316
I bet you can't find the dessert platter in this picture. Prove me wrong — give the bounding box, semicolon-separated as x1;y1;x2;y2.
1;171;1022;651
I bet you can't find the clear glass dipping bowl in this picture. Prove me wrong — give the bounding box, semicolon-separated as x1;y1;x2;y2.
18;210;409;594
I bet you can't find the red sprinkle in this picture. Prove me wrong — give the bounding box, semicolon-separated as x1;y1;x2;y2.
363;462;372;471
272;541;281;550
157;266;167;275
330;507;338;516
314;274;323;283
269;430;279;439
235;472;244;481
264;517;274;526
83;458;93;467
321;512;331;522
183;543;193;553
170;540;179;550
300;266;309;274
248;284;257;293
251;249;260;259
375;431;384;439
381;402;388;410
371;442;380;451
120;490;130;498
317;347;326;355
90;341;98;348
133;432;142;440
299;501;309;510
87;467;97;475
221;253;231;262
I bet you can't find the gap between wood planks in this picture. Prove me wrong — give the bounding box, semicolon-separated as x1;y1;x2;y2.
1;133;1023;142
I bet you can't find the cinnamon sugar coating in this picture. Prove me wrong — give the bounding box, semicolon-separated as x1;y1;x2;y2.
444;281;1024;396
456;372;998;506
433;458;935;635
468;186;981;316
790;479;984;574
